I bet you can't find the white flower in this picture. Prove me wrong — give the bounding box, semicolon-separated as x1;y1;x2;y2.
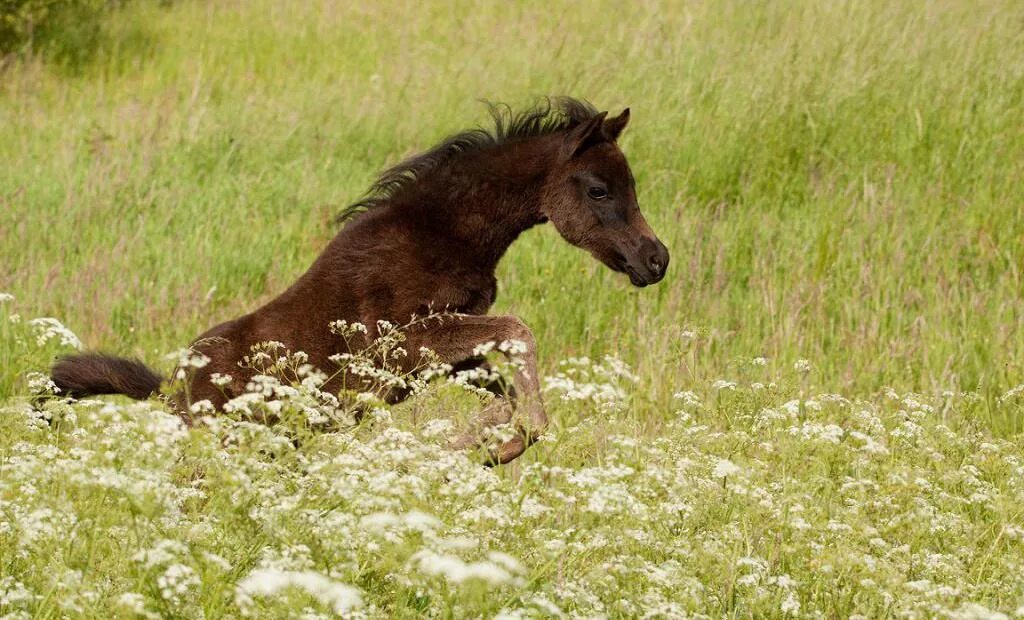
472;341;497;356
0;292;14;303
543;356;635;410
116;592;158;619
26;372;60;395
794;359;812;374
486;551;525;576
236;569;363;615
133;540;188;569
950;603;1008;620
157;564;199;605
713;459;741;479
781;590;801;615
210;373;233;387
711;379;737;391
360;510;441;534
189;400;215;415
410;550;522;586
421;418;454;438
1000;384;1024;403
27;317;83;350
165;348;210;369
673;390;702;408
788;422;844;444
329;319;368;335
498;339;528;356
355;391;378;403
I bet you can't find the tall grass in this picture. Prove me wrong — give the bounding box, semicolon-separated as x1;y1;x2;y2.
2;0;1022;402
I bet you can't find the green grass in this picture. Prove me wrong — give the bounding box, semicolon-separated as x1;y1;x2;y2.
2;0;1022;399
2;0;1024;617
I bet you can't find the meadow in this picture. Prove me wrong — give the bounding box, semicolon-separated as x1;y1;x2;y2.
1;0;1024;617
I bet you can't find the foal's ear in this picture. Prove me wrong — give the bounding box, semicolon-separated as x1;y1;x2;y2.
563;111;608;159
603;108;630;141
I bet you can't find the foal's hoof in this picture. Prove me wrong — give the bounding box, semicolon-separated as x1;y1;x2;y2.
447;432;528;466
484;435;528;467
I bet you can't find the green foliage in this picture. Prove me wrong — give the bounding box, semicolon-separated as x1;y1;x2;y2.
0;0;133;67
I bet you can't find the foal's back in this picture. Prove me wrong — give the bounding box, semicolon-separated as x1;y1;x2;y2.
187;203;490;407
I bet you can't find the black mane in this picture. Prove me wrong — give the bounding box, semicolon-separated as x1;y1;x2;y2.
337;97;599;222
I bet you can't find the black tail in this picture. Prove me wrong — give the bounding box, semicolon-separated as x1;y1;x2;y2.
51;353;164;400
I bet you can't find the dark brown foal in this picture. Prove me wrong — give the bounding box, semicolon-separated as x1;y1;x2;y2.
51;97;669;464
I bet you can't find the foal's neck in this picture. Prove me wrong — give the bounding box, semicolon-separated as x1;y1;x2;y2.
428;137;556;271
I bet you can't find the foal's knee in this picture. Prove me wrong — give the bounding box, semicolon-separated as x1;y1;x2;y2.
499;315;536;349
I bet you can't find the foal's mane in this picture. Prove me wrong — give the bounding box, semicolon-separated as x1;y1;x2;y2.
338;97;599;222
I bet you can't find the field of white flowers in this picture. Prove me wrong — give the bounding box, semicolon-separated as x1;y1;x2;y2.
3;294;1024;618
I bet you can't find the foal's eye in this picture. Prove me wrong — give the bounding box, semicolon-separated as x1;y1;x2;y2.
587;186;609;200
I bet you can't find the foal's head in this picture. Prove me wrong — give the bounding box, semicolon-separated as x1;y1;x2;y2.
541;109;670;287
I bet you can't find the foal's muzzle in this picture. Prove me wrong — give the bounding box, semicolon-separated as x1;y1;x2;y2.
623;237;670;287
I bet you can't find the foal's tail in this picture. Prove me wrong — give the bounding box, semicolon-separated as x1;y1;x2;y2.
51;353;164;400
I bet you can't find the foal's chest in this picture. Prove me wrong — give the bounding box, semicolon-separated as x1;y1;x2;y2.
425;273;498;316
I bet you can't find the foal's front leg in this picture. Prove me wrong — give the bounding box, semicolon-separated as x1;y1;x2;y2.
408;314;546;464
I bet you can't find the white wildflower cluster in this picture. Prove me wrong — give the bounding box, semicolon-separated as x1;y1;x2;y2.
209;372;233;387
328;319;369;338
787;421;845;444
711;378;737;391
442;339;526;399
329;318;523;402
333;351;410;393
238;341;298;377
115;592;158;619
147;316;528;442
24;372;60;395
219;364;350;430
712;458;741;479
165;346;211;382
448;364;504;397
0;576;37;610
410;549;526;586
27;317;83;350
236;569;363;616
1000;384;1024;403
156;563;200;606
544;355;637;411
673;390;702;409
672;390;703;423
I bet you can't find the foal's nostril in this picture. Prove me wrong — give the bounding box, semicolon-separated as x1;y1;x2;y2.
633;237;669;283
